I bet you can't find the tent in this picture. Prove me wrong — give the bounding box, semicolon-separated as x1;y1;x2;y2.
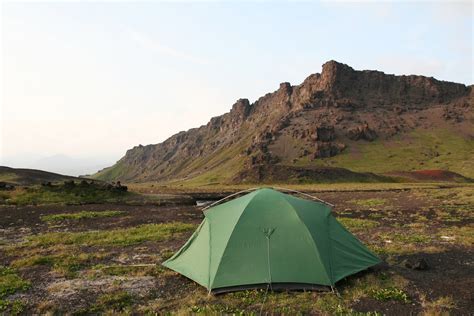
163;188;380;293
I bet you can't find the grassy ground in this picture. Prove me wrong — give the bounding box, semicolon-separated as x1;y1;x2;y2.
0;184;472;314
41;210;125;222
129;181;471;195
307;128;474;179
0;183;194;206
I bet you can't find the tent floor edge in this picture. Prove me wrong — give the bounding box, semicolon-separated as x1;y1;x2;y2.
210;282;332;295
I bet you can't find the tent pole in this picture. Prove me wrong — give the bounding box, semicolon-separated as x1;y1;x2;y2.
200;187;260;211
272;186;335;207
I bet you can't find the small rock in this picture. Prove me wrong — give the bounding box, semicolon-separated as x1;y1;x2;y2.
403;258;429;270
440;235;455;241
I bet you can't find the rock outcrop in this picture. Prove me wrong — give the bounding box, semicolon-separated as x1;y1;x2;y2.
94;61;473;183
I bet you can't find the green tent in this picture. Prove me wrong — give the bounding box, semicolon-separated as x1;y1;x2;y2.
163;188;380;293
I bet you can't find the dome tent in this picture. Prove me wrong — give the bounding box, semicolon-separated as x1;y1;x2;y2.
163;188;380;293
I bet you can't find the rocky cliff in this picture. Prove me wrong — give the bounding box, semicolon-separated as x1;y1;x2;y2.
94;61;473;183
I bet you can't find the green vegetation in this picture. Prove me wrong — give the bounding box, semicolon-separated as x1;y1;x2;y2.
310;128;474;178
41;210;125;222
92;161;128;182
8;223;195;278
12;252;108;278
74;291;134;314
93;264;164;277
14;222;195;249
350;198;388;208
0;181;471;314
0;266;30;299
166;271;407;315
2;184;131;206
437;225;474;247
92;291;134;313
0;299;26;315
421;295;457;315
370;287;410;303
337;217;380;231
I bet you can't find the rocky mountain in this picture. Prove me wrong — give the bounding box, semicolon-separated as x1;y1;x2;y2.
94;61;473;184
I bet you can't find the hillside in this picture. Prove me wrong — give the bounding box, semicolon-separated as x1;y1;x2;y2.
94;61;473;184
0;166;79;185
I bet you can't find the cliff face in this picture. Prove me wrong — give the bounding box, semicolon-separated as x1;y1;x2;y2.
94;61;473;183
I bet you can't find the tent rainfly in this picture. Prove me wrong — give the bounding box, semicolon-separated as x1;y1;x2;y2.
163;188;380;293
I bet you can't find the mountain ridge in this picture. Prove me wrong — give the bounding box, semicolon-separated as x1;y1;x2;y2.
94;61;473;183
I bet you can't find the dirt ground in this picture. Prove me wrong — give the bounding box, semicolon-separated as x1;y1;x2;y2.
0;185;472;315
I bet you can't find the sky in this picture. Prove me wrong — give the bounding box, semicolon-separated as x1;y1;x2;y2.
1;1;473;175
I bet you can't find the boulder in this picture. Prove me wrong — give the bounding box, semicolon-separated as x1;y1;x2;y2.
313;142;346;158
311;125;335;142
63;180;75;188
346;123;377;141
0;182;14;191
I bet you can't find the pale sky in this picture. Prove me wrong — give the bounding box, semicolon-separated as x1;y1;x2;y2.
1;1;473;175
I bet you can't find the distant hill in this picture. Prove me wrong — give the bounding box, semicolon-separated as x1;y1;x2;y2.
0;166;80;185
94;61;473;184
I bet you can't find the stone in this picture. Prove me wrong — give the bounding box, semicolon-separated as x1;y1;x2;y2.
403;258;429;270
346;123;377;141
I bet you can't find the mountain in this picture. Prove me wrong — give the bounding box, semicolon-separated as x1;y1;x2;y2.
1;154;114;177
0;166;80;185
94;61;473;184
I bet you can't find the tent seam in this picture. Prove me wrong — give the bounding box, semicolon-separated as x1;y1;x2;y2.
281;195;333;286
208;190;260;289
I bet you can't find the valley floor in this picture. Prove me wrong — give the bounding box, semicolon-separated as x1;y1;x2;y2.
0;184;472;314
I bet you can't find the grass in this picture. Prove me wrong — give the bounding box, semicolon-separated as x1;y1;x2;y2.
337;217;380;231
437;225;474;247
350;198;388;208
1;181;471;314
166;271;408;315
0;299;26;315
74;291;134;314
0;266;30;299
369;287;410;303
11;252;109;278
131;181;452;195
22;222;195;248
308;128;474;178
8;222;195;278
420;295;457;315
92;264;165;277
2;184;131;206
93;291;134;313
41;210;125;222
